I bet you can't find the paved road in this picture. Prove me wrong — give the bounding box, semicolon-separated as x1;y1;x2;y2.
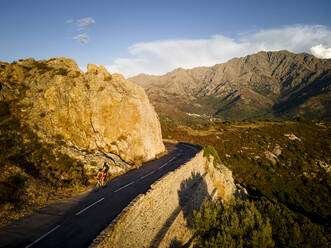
0;142;201;248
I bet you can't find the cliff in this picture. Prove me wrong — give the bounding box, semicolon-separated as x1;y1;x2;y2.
0;57;165;164
0;57;165;225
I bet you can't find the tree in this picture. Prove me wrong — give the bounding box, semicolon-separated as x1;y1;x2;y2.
193;199;274;248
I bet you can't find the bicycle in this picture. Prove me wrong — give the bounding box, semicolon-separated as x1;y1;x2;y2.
94;177;103;192
94;173;108;192
94;163;112;192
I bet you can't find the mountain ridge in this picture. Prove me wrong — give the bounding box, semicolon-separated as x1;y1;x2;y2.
129;50;331;123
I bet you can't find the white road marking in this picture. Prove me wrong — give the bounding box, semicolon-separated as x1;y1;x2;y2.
75;198;105;216
114;181;135;193
140;170;155;179
25;225;61;248
138;156;177;181
113;156;178;192
159;156;176;170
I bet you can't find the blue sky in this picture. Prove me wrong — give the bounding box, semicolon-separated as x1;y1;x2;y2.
1;0;331;76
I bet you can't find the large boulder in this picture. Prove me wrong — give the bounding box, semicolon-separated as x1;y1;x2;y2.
0;57;165;164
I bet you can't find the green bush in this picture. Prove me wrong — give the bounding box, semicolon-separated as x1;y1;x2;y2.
193;199;274;248
0;114;88;220
0;175;26;205
203;145;221;166
254;197;329;247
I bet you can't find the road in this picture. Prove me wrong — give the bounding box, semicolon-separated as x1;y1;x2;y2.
0;142;201;248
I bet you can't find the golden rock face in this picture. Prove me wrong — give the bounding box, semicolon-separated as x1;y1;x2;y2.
1;57;165;163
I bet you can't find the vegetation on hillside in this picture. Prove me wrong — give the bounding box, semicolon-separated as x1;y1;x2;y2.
162;120;331;246
202;145;221;166
193;199;274;248
0;91;89;226
193;197;329;247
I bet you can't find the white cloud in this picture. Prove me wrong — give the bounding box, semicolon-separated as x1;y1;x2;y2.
67;17;95;44
73;33;90;44
310;44;331;58
107;25;331;77
77;17;95;30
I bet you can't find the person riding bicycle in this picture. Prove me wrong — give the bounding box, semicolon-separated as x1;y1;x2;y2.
103;162;110;185
97;162;110;186
96;168;106;186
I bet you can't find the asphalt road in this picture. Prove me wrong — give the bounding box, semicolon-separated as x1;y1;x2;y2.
0;142;201;248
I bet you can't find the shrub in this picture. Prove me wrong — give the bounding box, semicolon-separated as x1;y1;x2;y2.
0;115;89;222
193;199;274;248
203;145;221;166
255;197;329;247
0;175;26;205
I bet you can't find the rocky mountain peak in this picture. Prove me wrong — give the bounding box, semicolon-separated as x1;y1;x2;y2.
130;51;331;123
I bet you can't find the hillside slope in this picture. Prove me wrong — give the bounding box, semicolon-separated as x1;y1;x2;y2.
161;120;331;246
130;51;331;123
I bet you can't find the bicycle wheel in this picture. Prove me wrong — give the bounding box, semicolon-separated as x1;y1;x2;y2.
94;181;101;192
102;177;108;187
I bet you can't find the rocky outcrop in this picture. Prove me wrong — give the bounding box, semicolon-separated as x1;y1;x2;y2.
0;57;165;226
203;155;236;201
130;51;331;123
0;57;165;164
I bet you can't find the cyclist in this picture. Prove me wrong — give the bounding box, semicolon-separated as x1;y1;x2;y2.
95;162;111;188
101;162;109;186
96;168;105;186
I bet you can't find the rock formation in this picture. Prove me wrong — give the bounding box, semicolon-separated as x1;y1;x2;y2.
130;51;331;123
0;57;165;225
0;57;165;164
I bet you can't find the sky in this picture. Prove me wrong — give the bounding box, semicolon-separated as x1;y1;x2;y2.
1;0;331;77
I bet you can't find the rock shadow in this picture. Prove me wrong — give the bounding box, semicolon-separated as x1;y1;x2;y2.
169;238;183;248
169;235;195;248
178;171;210;228
150;171;210;248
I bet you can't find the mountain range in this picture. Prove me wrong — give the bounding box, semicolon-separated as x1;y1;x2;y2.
129;51;331;123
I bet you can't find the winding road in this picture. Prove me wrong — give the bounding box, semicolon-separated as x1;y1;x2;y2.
0;142;201;248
